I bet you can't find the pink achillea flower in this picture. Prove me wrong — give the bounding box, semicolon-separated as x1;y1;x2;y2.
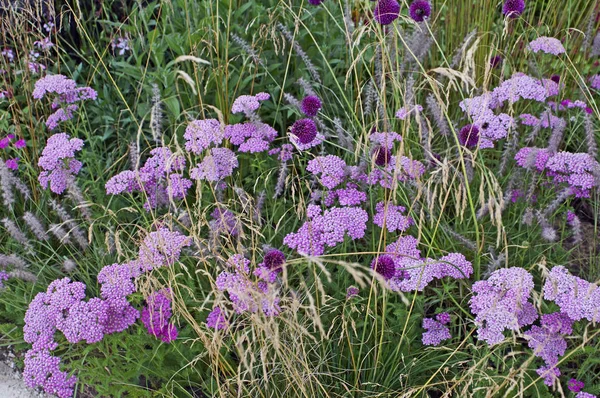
141;289;178;343
190;147;239;182
0;137;9;149
576;393;596;398
503;0;525;18
409;0;431;22
528;37;566;56
224;122;277;153
14;139;26;149
373;201;413;233
524;312;573;386
422;313;451;346
268;144;294;162
470;267;538;345
543;266;600;322
284;205;368;256
210;207;240;237
206;307;228;330
45;104;78;130
395;104;423;120
231;92;270;117
184;119;223;153
330;184;367;206
5;158;18;170
374;0;400;25
367;155;425;189
590;75;600;90
491;74;553;107
569;379;585;393
459;95;513;148
38;133;84;194
138;228;191;270
369;131;402;149
306;155;347;189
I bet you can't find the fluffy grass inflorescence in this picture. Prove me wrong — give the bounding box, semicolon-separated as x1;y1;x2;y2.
0;0;600;397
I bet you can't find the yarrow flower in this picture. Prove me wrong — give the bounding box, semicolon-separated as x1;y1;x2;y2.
231;92;270;118
372;201;413;233
138;227;191;271
38;133;84;194
190;147;239;182
284;205;368;256
568;379;585;393
300;95;322;117
224;122;277;153
422;313;451;346
590;75;600;90
206;306;228;330
395;105;423;120
470;267;538;345
528;37;566;56
543;266;600;322
306;155;347;189
373;0;400;25
409;0;431;22
141;289;178;343
184;119;223;153
503;0;525;18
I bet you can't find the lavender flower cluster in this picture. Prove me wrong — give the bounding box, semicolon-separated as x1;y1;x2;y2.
38;133;84;194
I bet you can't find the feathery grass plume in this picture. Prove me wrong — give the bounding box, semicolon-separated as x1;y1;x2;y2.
0;160;15;208
8;269;37;283
22;212;49;241
547;116;566;153
440;224;477;251
343;0;355;44
425;94;449;136
484;247;506;277
48;223;72;244
544;188;572;216
150;83;163;143
536;210;557;242
273;160;289;199
253;191;265;223
498;133;518;176
522;207;535;225
332;117;354;151
63;259;77;272
582;12;596;52
450;29;477;68
402;23;433;69
0;254;27;269
363;79;376;116
49;199;87;248
296;77;316;97
277;23;321;83
584;113;597;159
591;32;600;57
283;92;301;110
418;114;432;161
129;140;139;170
231;33;264;65
567;211;582;244
66;183;92;222
2;218;32;251
525;123;541;144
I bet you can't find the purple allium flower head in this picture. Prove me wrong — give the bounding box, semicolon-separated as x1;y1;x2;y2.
373;201;413;233
371;255;396;280
490;55;503;68
291;118;318;144
300;95;322;117
306;155;347;189
374;145;392;166
263;249;286;272
5;158;18;170
346;286;359;298
470;267;537;345
503;0;525;18
38;133;84;194
409;0;431;22
550;74;560;84
528;37;566;56
308;0;325;4
190;147;239;182
374;0;400;25
184;119;223;153
458;124;479;148
206;307;228;330
422;316;451;346
569;379;585;393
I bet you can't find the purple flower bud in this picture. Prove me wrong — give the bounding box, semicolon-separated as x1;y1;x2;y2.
291;118;318;144
490;55;503;68
373;0;400;25
409;0;431;22
550;74;560;84
300;95;322;117
458;124;480;148
503;0;525;18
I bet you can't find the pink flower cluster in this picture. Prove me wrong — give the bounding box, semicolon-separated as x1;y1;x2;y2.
283;205;368;256
422;312;452;346
38;133;84;194
543;266;600;322
32;74;97;130
307;155;347;189
141;289;178;343
106;147;192;210
527;37;566;56
372;201;413;233
469;267;538;345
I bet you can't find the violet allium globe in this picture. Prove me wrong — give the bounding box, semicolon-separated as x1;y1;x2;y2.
291;118;318;144
550;74;560;84
373;0;400;25
308;0;325;5
371;255;396;280
374;145;392;166
490;55;503;68
458;124;480;148
263;249;286;272
503;0;525;18
300;95;322;117
409;0;431;22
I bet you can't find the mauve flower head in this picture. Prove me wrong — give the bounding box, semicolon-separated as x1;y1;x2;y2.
291;118;318;144
308;0;325;4
38;133;84;194
422;316;451;346
458;124;479;148
373;201;413;233
371;254;396;280
374;0;400;25
568;379;585;393
224;122;277;153
190;147;239;182
0;137;9;149
301;95;322;117
346;286;359;298
206;307;228;330
184;119;223;154
231;92;270;117
503;0;525;18
409;0;431;22
5;158;18;170
589;74;600;90
306;155;347;189
528;37;566;56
